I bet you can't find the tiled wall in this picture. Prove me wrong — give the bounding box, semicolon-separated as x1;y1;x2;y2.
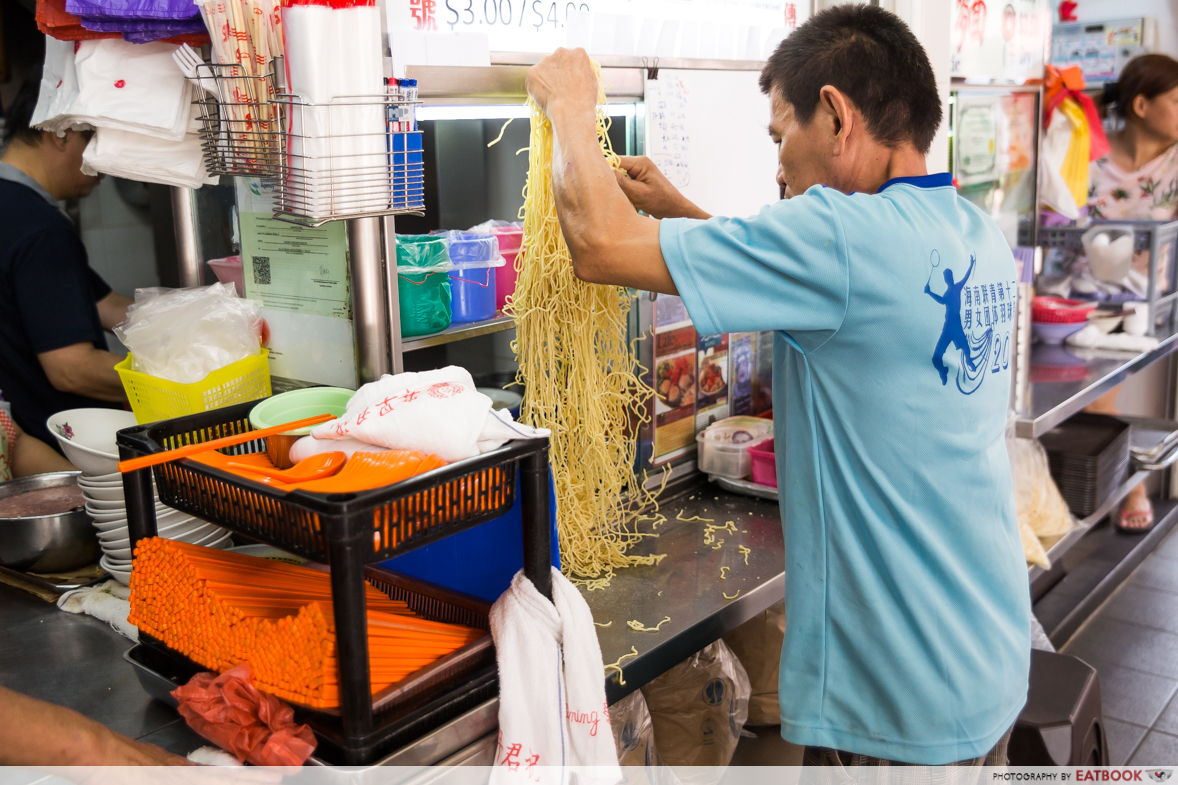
77;177;160;354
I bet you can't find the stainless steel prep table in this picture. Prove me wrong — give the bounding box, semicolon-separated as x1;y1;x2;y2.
0;481;785;764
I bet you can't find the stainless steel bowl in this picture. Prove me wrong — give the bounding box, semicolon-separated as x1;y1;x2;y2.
0;472;99;573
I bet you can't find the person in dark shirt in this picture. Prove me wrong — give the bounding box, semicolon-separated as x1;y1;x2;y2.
0;75;131;447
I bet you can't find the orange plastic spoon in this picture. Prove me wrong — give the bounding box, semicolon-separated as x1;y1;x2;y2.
228;452;346;483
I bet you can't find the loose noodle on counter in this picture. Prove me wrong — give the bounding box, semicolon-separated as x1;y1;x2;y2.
507;62;665;589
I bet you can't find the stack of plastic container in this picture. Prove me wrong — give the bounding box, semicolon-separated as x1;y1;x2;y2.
396;235;453;337
432;231;505;323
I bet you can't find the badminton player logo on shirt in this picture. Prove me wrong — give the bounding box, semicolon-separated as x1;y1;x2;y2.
924;250;1016;395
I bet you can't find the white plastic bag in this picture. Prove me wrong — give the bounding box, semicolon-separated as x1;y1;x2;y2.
31;38;82;134
611;690;681;785
114;283;263;384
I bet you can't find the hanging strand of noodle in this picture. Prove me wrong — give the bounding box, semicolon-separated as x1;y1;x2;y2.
507;62;663;589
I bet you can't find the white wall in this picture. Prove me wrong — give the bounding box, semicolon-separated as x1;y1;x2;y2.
1052;0;1178;58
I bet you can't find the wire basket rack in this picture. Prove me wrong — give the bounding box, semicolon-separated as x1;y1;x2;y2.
189;62;285;177
271;93;425;227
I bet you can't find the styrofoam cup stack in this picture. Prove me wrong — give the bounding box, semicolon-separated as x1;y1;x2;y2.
47;408;231;584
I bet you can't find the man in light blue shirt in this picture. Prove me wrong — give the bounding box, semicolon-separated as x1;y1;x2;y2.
526;3;1030;766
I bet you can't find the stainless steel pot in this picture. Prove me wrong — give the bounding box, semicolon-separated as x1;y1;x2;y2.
0;472;99;573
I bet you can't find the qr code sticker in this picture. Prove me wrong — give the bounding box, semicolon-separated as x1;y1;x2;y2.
252;256;271;285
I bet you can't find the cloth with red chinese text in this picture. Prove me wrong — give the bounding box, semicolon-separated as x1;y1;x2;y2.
297;366;548;463
490;567;621;785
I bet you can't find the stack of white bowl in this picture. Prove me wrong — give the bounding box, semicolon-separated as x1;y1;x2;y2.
47;408;231;585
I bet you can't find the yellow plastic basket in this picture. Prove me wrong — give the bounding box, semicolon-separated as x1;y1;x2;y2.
115;349;272;424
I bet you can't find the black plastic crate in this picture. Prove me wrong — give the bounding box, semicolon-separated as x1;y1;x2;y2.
116;398;554;765
116;401;520;563
1039;413;1131;518
132;563;498;764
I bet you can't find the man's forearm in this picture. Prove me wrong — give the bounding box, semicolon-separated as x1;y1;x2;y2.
39;345;128;402
0;686;109;765
548;103;646;263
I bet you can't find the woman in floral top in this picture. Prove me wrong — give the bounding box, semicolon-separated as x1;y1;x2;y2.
0;395;74;482
1087;54;1178;531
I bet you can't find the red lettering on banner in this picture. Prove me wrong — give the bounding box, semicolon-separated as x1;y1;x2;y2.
525;752;540;782
356;408;369;425
427;382;464;399
499;742;521;771
378;396;397;416
566;708;600;737
409;0;437;30
400;389;422;403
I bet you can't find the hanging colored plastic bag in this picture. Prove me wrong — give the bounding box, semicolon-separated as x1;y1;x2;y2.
172;663;317;766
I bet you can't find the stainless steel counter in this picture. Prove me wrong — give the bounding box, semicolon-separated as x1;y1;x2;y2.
0;480;785;764
0;583;207;756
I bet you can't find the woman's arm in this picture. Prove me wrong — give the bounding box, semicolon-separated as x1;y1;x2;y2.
9;417;76;477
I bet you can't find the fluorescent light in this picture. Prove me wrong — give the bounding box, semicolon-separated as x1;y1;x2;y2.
417;103;639;121
416;105;531;121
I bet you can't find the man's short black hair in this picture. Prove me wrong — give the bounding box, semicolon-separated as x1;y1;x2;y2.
2;71;46;148
759;4;942;155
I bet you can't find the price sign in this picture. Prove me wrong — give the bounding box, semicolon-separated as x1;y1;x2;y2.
388;0;801;57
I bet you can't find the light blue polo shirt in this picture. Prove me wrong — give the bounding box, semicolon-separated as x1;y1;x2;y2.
661;172;1031;764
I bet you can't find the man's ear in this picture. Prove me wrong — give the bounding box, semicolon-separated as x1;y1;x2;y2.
42;129;70;152
819;85;855;157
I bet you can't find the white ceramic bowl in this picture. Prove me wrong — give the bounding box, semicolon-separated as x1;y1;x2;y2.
85;501;174;521
46;409;138;475
186;526;229;547
100;556;132;585
80;471;123;484
92;518;128;533
79;485;125;502
85;497;126;512
103;544;132;560
85;507;129;523
101;553;131;566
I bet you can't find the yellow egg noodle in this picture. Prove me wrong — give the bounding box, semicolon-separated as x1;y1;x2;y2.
508;61;666;589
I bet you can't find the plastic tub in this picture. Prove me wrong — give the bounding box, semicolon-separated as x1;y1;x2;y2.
491;225;523;311
115;349;271;425
250;387;354;468
432;231;504;323
696;416;774;479
747;437;777;487
396;235;453;337
206;255;244;297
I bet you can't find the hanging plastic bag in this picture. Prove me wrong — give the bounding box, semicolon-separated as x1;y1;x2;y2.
114;282;263;384
172;663;317;766
722;601;785;727
641;640;750;784
611;690;681;785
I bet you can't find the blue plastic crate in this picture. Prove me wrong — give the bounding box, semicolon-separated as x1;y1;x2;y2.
380;471;559;602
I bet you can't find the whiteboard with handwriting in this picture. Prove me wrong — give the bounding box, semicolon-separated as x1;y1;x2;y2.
644;69;781;220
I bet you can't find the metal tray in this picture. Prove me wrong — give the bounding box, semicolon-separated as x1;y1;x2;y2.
708;474;778;501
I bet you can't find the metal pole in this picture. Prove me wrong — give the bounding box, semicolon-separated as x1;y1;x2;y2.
381;215;405;375
347;216;391;384
521;443;552;601
170;186;202;288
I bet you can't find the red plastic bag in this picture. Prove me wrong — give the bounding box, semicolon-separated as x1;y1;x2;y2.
172;663;317;766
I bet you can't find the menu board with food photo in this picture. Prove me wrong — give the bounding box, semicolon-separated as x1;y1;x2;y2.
729;332;754;416
653;324;698;461
696;334;729;430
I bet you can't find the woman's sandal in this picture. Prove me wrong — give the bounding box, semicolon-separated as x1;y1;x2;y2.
1117;506;1155;533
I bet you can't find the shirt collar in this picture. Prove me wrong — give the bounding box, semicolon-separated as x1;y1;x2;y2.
0;161;68;216
878;172;954;192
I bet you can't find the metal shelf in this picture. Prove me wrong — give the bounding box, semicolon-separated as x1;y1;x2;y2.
1028;469;1150;585
1015;322;1178;438
401;314;515;352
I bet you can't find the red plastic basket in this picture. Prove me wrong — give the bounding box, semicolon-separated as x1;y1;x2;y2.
1032;296;1097;324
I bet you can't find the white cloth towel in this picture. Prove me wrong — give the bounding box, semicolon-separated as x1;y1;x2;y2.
490;568;620;785
68;40;191;141
1066;324;1160;353
57;579;138;641
304;366;548;463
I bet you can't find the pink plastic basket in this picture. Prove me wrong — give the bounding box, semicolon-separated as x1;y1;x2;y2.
747;437;777;487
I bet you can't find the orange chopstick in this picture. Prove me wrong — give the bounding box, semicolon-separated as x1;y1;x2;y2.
117;413;336;473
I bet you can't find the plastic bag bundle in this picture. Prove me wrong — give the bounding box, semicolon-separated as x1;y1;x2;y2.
115;283;263;384
611;690;681;785
641;640;750;784
172;663;316;766
1005;413;1073;568
722;601;785;727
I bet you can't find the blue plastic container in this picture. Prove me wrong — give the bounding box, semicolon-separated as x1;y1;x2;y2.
449;266;497;322
380;471;560;602
431;231;504;323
